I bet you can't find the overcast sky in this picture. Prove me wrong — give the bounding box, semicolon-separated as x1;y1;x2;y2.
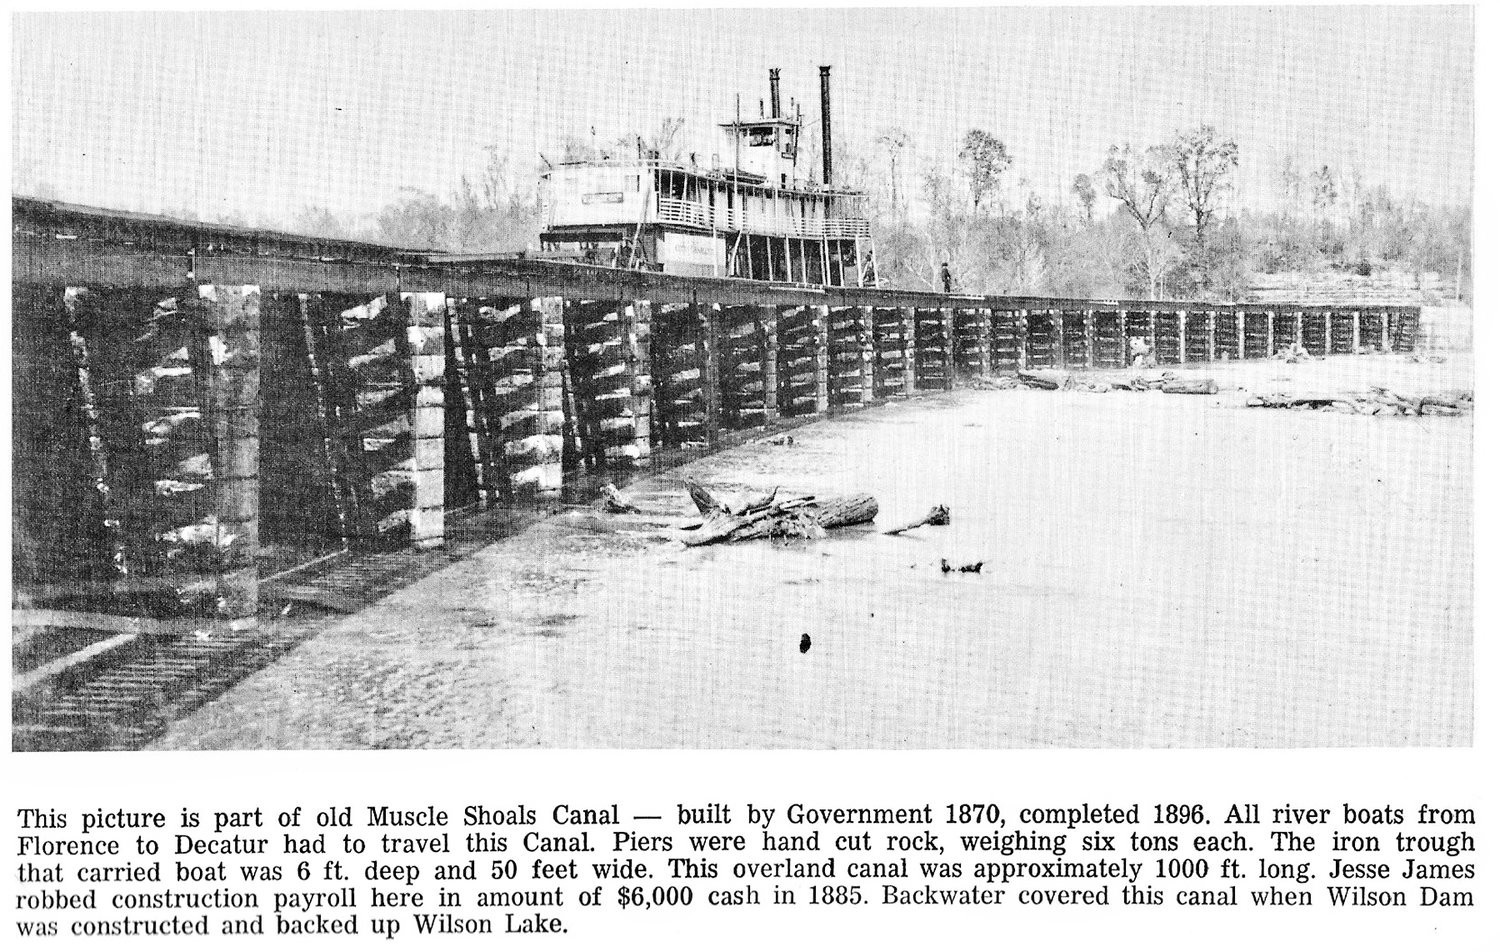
11;7;1473;222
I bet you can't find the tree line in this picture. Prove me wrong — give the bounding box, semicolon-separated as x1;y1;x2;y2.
250;120;689;254
844;125;1469;302
198;120;1468;304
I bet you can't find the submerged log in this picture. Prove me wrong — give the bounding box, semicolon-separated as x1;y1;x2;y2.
883;504;951;535
600;483;643;514
1247;393;1342;409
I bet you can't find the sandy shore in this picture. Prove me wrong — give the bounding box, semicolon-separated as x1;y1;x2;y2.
154;353;1472;749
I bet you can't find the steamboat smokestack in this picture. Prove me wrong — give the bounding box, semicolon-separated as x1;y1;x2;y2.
769;68;782;119
818;65;834;186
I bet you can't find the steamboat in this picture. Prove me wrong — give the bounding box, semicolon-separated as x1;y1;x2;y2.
539;67;875;286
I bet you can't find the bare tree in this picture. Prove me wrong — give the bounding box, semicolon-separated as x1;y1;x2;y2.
957;128;1012;212
1311;164;1338;212
477;147;510;213
1169;125;1238;293
1001;185;1049;291
920;163;960;222
559;133;600;163
1310;164;1339;254
291;205;348;239
875;127;911;210
377;188;454;250
1171;125;1238;250
1071;173;1097;222
1280;155;1303;208
1102;143;1175;297
646;117;686;161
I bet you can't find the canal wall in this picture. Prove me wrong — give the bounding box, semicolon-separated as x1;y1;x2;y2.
11;197;1422;627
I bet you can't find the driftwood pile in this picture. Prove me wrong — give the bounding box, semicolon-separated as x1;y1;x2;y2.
678;480;878;546
1247;387;1473;416
1016;370;1088;391
1001;370;1219;395
969;375;1023;391
1113;372;1218;394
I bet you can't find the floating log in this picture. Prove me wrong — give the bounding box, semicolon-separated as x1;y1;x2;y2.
1161;377;1219;394
883;504;951;535
685;478;729;516
681;492;877;546
731;486;779;516
1247;393;1342;409
1413;389;1472;411
1018;370;1068;390
1246;386;1472;416
806;494;877;530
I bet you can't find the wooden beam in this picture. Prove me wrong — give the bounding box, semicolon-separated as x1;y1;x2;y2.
859;305;876;404
813;305;831;413
978;308;994;376
902;306;918;395
942;307;957;389
758;304;781;423
200;283;262;617
696;298;723;442
519;296;565;497
402;291;447;550
625;301;654;465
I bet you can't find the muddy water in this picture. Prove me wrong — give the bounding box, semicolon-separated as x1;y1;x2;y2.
156;355;1472;749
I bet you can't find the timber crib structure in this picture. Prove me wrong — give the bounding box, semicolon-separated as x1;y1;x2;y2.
12;197;1423;632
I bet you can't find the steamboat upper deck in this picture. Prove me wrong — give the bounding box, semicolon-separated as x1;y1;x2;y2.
539;67;874;285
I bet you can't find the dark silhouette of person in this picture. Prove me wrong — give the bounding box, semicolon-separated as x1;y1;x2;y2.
940;262;953;293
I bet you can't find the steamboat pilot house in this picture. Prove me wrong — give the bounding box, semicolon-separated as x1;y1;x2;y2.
539;67;873;285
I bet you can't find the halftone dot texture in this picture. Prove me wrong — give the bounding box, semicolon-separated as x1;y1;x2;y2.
12;8;1471;220
10;9;1472;750
152;354;1472;750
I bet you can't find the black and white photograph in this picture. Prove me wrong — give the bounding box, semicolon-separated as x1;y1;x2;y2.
11;6;1473;753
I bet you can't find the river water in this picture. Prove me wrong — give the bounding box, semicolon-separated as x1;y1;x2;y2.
155;354;1472;749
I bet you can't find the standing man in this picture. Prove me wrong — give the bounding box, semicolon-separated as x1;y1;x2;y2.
940;262;953;293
